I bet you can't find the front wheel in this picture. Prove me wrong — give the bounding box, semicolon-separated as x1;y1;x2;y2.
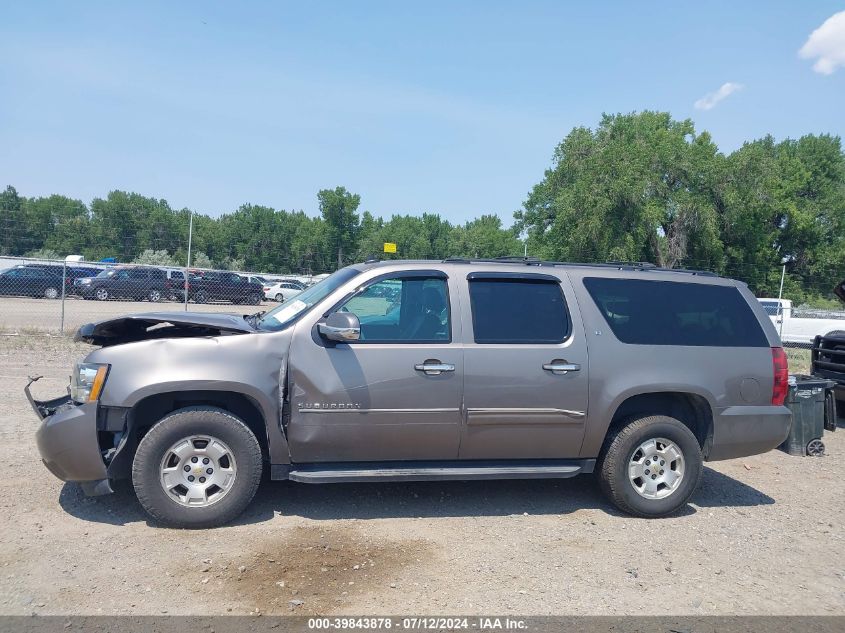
147;289;162;302
95;287;109;301
274;293;284;302
598;415;702;517
193;290;208;304
132;407;263;528
247;293;261;305
44;287;59;300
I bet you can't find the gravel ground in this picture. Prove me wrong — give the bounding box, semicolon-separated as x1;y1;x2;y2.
0;335;843;616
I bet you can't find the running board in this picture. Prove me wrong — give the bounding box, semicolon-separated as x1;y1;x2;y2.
280;459;594;483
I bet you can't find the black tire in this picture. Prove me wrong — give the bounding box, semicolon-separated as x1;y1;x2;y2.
132;407;263;528
193;290;208;304
275;293;284;302
598;415;702;518
247;292;261;305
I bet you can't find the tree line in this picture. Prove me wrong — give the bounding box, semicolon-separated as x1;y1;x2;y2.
1;111;843;302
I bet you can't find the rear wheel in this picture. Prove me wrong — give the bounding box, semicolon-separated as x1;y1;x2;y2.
132;407;263;528
95;287;109;301
147;289;162;302
44;287;59;300
275;293;284;302
247;293;261;305
598;415;702;517
193;290;208;304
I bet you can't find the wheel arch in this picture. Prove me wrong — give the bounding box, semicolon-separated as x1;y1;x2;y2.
602;390;715;457
107;388;285;480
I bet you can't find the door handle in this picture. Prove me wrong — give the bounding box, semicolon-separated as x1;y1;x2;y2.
542;361;581;375
414;360;455;376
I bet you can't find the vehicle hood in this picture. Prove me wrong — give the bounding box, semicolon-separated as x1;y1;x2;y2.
74;312;255;346
835;279;845;304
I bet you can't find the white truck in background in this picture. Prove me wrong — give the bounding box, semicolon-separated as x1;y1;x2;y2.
758;298;845;345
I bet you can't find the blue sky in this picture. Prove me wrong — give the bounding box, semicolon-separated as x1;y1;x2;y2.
1;1;843;224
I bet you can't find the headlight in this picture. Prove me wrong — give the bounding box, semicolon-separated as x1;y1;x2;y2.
70;362;109;402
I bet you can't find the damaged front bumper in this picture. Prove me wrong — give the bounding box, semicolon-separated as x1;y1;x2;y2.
26;376;113;496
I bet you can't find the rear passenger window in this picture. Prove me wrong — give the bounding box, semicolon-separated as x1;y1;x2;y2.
469;279;570;344
583;278;768;347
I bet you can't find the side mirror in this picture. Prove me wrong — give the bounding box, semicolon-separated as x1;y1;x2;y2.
319;312;361;342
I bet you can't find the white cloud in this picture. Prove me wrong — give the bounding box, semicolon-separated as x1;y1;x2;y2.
799;10;845;75
693;82;744;110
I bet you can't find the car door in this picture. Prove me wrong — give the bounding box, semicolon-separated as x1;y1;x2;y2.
286;269;463;462
0;269;20;295
458;271;589;459
281;283;301;300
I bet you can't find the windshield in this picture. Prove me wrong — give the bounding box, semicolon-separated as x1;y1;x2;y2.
256;267;361;331
96;269;116;278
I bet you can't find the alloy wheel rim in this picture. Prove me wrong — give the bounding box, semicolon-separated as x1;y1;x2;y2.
96;288;108;300
45;287;58;299
628;437;685;500
159;435;238;508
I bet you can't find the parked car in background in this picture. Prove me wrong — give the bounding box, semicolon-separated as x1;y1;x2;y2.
79;266;168;302
189;271;263;304
163;269;190;301
0;266;65;299
17;264;102;296
263;279;304;302
63;267;104;295
29;259;793;527
244;275;267;286
758;298;845;345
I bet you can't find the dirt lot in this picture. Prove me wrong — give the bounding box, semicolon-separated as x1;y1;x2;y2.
0;335;843;616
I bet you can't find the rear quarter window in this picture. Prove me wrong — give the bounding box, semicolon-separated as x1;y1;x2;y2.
583;277;768;347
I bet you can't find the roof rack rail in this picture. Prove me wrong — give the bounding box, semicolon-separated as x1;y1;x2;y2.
604;261;657;268
433;257;720;277
494;255;542;262
650;267;718;277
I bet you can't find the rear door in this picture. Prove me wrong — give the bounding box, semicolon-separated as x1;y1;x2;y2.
458;272;589;459
286;269;463;462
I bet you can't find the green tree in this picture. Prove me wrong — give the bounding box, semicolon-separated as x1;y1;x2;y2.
24;248;61;260
516;111;723;269
448;215;522;258
133;249;178;266
318;186;360;267
191;251;213;269
25;195;91;257
0;185;24;256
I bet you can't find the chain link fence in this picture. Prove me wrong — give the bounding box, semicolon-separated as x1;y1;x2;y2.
0;254;324;337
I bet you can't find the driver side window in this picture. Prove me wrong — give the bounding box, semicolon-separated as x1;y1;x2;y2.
339;276;450;343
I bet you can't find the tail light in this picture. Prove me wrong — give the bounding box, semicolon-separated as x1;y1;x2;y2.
263;287;270;292
771;346;789;405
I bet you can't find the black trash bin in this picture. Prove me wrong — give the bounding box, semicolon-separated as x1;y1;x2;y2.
779;375;836;456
